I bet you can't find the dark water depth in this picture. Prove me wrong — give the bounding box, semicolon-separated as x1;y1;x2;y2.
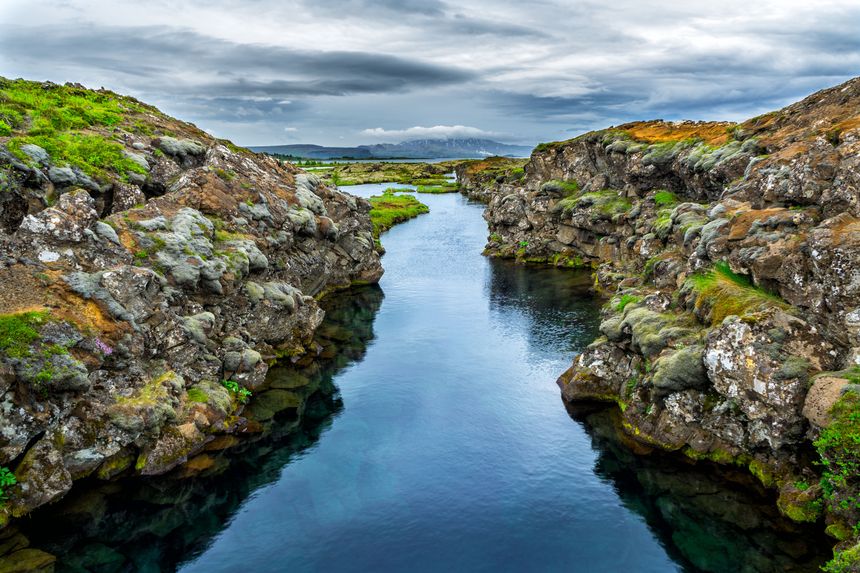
15;185;827;572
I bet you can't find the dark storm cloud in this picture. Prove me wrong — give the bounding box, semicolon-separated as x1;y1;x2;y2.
0;24;474;98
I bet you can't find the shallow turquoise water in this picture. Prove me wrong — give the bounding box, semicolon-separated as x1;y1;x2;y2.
17;185;827;572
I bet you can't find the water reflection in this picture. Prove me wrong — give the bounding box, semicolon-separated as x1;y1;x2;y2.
569;404;830;573
486;259;601;357
13;286;384;572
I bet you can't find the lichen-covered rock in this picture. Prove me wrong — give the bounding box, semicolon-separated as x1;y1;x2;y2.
0;78;384;521
474;76;860;553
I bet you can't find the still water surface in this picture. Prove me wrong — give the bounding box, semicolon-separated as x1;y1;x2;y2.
18;184;827;572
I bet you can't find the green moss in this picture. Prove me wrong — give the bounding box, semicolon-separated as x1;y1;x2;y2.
368;191;430;240
688;261;786;325
541;179;580;196
186;387;209;403
815;392;860;532
826;522;853;542
824;543;860;573
556;189;632;218
0;311;49;358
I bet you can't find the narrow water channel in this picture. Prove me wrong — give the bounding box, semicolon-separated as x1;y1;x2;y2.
16;185;827;572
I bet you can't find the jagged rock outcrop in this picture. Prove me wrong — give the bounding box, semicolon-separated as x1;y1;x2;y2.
0;78;382;522
463;76;860;563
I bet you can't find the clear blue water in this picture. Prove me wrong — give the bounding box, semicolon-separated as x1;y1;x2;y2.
15;184;828;572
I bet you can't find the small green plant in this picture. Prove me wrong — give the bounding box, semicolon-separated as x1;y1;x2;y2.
213;167;236;182
615;294;641;312
0;466;17;506
221;379;252;403
519;241;529;247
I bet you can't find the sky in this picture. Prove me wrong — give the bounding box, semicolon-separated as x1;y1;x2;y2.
1;0;858;147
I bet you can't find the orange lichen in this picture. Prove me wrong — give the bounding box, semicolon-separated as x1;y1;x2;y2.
616;121;735;146
727;208;787;241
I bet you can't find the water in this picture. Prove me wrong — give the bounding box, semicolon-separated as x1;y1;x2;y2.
14;185;828;572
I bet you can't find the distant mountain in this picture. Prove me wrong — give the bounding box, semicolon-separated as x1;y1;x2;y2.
250;138;532;160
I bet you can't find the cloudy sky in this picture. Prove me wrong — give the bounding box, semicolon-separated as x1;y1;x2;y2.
1;0;858;146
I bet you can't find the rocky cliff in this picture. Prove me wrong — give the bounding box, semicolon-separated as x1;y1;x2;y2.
0;78;382;524
466;76;860;566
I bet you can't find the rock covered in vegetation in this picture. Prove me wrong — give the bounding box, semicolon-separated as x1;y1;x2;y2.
0;77;382;521
461;76;860;565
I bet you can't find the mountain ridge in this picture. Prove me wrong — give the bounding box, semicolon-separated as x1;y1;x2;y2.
251;137;532;160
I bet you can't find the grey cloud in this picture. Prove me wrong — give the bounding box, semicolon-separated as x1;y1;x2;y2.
0;0;859;147
0;24;474;98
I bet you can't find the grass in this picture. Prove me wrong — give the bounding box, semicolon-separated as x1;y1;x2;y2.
8;133;147;181
653;190;678;206
0;77;150;181
416;182;459;194
0;311;49;358
368;191;430;239
0;78;137;134
688;261;786;325
615;294;641;312
186;387;209;403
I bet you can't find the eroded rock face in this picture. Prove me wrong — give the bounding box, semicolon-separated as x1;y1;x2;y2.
0;80;383;519
465;76;860;514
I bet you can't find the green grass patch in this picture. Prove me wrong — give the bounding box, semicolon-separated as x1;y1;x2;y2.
0;78;139;134
416;182;459;194
0;78;151;181
615;294;641;312
186;387;209;403
8;133;147;180
0;311;49;358
368;191;430;239
688;261;786;325
653;190;678;206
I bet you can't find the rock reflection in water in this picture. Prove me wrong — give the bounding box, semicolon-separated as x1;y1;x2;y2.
12;286;384;572
569;404;830;573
